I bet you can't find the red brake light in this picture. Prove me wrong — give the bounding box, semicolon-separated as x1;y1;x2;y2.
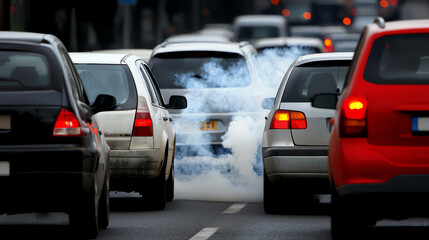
270;110;307;129
324;38;334;52
340;97;367;138
53;108;86;137
132;109;153;136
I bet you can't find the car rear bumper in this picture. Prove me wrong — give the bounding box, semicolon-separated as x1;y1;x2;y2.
336;175;429;218
0;144;99;214
330;138;429;187
109;148;162;179
263;146;329;179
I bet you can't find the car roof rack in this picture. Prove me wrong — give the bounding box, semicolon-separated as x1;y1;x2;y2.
373;17;385;29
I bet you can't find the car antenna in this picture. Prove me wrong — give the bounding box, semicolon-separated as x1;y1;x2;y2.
374;17;385;29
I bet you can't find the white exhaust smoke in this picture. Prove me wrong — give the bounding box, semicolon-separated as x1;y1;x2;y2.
174;47;309;202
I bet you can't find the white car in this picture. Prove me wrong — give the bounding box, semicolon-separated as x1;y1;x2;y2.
70;52;187;210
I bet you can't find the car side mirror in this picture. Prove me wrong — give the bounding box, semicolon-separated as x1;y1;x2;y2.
92;94;117;113
168;95;187;109
311;93;338;109
261;97;275;110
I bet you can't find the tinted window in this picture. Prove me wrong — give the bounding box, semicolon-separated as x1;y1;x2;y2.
364;33;429;84
0;51;51;91
149;51;251;89
74;64;137;110
258;46;321;55
237;26;280;41
282;60;350;102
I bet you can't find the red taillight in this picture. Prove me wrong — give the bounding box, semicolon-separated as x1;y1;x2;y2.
324;38;334;52
53;108;86;137
132;109;153;136
270;110;307;129
340;97;367;138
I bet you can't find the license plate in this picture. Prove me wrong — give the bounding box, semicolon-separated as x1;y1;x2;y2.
412;117;429;132
0;115;11;130
0;162;10;176
178;120;217;132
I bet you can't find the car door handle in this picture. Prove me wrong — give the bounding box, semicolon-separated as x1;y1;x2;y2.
163;117;173;121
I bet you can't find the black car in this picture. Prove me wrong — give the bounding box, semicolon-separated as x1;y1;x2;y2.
0;31;115;239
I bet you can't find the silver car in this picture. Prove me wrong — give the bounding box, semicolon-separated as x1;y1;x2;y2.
262;52;353;213
148;41;265;158
70;53;187;210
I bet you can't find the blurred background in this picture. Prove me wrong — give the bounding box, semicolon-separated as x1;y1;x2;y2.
1;0;428;51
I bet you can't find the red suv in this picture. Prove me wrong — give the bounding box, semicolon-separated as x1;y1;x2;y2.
313;18;429;238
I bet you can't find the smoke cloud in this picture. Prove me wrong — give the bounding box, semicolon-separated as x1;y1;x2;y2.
173;47;309;202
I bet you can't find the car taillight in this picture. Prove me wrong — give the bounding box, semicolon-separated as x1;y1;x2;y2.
53;108;86;137
340;97;367;138
270;110;307;129
324;38;334;52
132;108;153;136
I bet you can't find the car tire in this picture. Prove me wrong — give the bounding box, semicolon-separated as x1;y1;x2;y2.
166;162;174;202
98;173;110;230
263;171;279;214
331;181;363;240
142;151;167;210
69;176;99;239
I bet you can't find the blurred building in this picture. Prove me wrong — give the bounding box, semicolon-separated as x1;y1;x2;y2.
0;0;427;51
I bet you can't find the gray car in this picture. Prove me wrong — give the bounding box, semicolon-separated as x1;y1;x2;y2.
262;52;353;213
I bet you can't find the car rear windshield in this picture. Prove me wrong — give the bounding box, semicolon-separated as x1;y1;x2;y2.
0;51;52;91
281;60;350;102
237;26;280;41
258;46;321;55
364;33;429;84
74;64;137;110
149;51;251;89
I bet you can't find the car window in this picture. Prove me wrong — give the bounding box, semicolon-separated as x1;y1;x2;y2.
0;51;52;91
149;51;251;89
363;33;429;84
281;60;351;102
143;64;166;107
59;48;90;104
237;26;280;41
258;46;321;55
137;61;160;106
74;64;137;110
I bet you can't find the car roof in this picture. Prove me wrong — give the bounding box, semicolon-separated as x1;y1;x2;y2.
293;52;354;66
0;31;46;43
233;14;286;25
165;34;230;43
152;41;252;56
366;19;429;34
69;52;135;64
91;49;152;61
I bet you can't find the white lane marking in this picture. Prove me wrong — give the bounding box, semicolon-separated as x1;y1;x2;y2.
222;203;246;214
189;227;219;240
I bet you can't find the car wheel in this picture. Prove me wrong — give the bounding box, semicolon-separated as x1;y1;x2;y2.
142;151;167;210
331;181;363;240
69;176;99;239
98;173;110;230
263;171;279;214
166;162;174;202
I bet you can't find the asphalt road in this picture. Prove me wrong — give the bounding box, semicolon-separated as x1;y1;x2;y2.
1;192;429;240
